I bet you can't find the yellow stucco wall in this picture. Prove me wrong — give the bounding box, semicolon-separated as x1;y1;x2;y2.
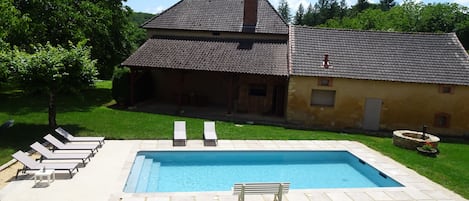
287;76;469;136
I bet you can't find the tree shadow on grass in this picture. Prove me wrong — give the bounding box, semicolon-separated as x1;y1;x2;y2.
51;124;99;138
0;87;113;115
0;123;91;156
0;123;50;151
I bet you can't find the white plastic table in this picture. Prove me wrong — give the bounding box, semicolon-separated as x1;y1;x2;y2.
34;169;55;184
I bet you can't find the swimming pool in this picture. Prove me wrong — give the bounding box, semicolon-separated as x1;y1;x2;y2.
124;151;402;193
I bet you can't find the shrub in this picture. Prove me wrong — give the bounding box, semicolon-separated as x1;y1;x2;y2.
112;67;131;106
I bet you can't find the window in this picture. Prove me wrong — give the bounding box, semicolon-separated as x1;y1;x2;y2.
434;113;450;128
311;90;336;107
249;84;267;96
439;85;454;94
318;77;333;87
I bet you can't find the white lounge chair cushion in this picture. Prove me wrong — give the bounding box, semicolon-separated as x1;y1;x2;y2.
173;121;186;140
204;121;217;140
55;127;105;144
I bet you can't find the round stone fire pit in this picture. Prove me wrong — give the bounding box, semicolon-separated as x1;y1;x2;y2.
393;130;440;150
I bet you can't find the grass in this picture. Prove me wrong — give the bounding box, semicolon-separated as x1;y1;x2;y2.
1;81;468;198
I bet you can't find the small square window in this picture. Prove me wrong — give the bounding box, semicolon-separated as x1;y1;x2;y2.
249;84;267;96
439;85;454;94
311;90;336;107
434;113;450;128
318;77;333;87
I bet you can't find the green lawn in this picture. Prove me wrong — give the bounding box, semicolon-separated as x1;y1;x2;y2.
1;81;468;198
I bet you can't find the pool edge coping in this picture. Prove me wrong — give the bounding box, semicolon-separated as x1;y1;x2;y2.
113;140;464;200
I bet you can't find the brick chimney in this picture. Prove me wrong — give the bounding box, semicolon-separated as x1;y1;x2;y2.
243;0;258;32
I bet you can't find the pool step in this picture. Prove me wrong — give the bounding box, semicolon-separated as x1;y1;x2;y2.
135;158;154;192
123;155;145;192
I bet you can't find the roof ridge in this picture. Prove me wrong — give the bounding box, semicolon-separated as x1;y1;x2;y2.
140;0;184;28
151;35;287;43
289;25;469;86
122;35;289;76
141;0;288;34
451;32;469;62
263;0;289;27
292;25;455;36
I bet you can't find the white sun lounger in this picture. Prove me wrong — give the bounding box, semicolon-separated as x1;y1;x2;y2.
173;121;186;146
233;182;290;201
204;121;218;146
55;127;105;146
30;142;92;166
12;151;79;178
44;134;99;154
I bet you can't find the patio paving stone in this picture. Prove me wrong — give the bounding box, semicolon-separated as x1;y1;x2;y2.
0;140;466;201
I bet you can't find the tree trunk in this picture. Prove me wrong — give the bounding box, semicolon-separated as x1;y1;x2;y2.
48;92;57;129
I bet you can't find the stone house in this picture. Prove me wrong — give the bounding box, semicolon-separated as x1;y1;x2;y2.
287;26;469;136
122;0;469;136
122;0;289;116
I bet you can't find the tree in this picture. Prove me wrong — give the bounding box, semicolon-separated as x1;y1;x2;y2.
302;3;316;26
7;41;98;128
0;40;10;84
339;0;348;18
278;0;291;23
9;0;141;79
417;3;465;33
395;0;424;32
128;12;153;46
301;0;345;26
293;3;305;25
322;9;391;30
455;17;469;50
0;0;29;47
354;0;371;12
129;12;155;25
380;0;396;11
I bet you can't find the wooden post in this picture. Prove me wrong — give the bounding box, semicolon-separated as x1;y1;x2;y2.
130;69;136;106
177;70;185;111
227;74;233;114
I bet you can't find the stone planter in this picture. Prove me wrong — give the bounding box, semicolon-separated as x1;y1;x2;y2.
393;130;440;150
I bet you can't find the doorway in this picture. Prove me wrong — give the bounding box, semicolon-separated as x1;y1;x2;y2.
363;98;382;130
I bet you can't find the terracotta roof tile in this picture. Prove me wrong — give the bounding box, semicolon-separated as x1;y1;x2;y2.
290;26;469;86
122;36;288;76
142;0;288;35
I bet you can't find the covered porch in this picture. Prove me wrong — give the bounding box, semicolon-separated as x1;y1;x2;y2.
122;35;289;119
128;68;288;119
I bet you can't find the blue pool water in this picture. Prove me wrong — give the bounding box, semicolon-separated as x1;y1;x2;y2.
124;151;402;193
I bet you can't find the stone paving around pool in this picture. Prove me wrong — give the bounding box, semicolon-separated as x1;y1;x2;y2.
0;140;466;201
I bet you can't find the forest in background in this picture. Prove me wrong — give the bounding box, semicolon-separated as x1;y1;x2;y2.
1;0;468;81
278;0;469;50
0;0;153;79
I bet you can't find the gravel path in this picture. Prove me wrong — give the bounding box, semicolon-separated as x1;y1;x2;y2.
0;162;22;189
